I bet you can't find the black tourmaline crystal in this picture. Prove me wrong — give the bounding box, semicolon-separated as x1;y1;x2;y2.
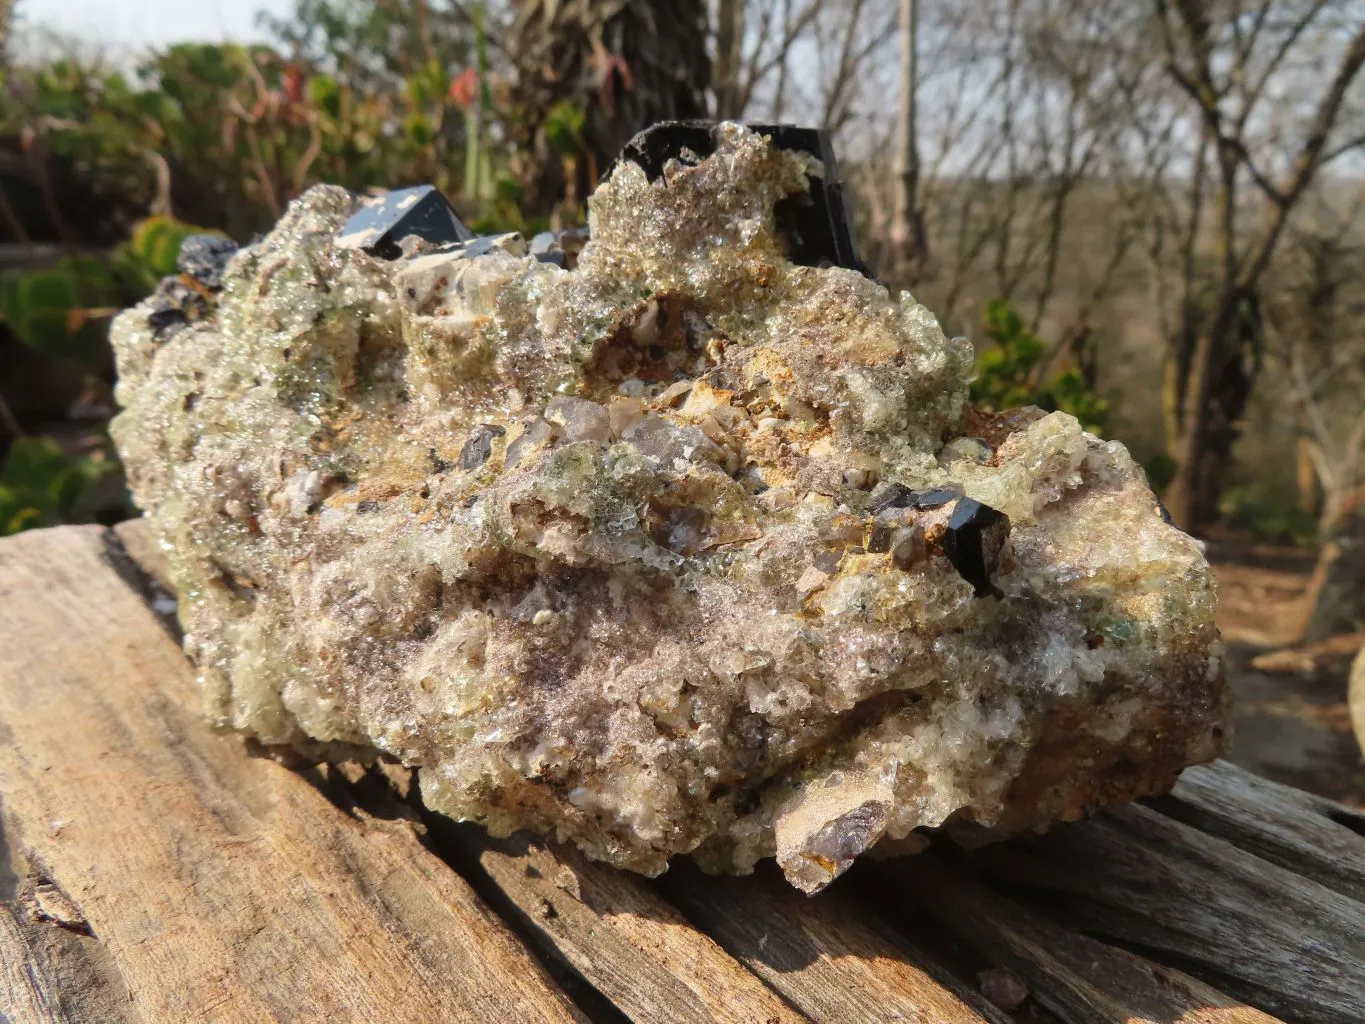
144;277;213;340
336;185;474;260
616;121;870;276
177;235;239;290
911;488;961;510
942;498;1010;598
459;423;506;470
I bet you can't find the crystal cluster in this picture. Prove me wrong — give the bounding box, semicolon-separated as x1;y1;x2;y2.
110;123;1229;892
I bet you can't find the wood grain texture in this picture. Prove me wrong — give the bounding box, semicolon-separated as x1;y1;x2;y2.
111;517;170;592
882;853;1283;1024
1152;759;1365;903
970;800;1365;1024
6;522;1360;1024
1;904;71;1024
466;832;807;1024
1;822;136;1024
660;862;1006;1024
0;526;582;1024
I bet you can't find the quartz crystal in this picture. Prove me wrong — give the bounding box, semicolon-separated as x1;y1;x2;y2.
110;124;1229;893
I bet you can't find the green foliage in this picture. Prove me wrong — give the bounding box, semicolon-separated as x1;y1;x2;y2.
126;215;208;278
0;4;533;537
971;300;1109;434
0;217;211;368
1220;486;1318;545
469;175;549;235
1142;452;1179;495
0;256;122;367
544;100;586;158
261;0;472;92
3;29;491;243
0;438;122;536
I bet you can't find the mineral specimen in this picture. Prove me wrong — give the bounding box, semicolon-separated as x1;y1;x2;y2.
619;120;868;274
110;123;1229;893
177;234;240;290
336;183;474;259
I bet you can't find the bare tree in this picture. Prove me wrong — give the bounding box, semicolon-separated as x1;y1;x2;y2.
858;0;1155;363
714;0;747;118
890;0;928;280
1151;0;1365;529
1263;197;1365;640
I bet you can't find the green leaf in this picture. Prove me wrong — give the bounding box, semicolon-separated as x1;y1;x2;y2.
545;100;585;156
970;299;1107;434
308;72;342;117
19;271;76;309
0;438;120;536
404;112;434;146
0;259;121;367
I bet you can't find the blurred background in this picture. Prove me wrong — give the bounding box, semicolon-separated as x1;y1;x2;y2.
0;0;1362;799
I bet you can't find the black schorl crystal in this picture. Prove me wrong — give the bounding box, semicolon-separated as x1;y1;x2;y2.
911;488;961;510
942;498;1010;598
869;480;913;513
145;278;212;340
177;235;239;290
337;185;474;260
615;120;870;276
868;482;971;515
459;423;507;470
146;301;188;339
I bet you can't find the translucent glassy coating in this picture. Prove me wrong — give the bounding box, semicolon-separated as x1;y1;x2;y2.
111;125;1228;892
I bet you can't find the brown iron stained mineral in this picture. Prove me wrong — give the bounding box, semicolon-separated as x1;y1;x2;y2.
110;123;1230;893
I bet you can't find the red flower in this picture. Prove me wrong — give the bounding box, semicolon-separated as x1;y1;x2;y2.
449;68;479;110
282;64;305;104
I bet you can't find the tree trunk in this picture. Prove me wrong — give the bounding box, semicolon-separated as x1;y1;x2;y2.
713;0;746;120
891;0;926;280
1300;486;1365;643
1164;141;1258;532
1164;306;1227;530
507;0;712;217
1163;287;1259;530
1297;436;1322;517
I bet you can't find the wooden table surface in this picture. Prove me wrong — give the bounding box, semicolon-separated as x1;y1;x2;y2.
2;524;1363;1024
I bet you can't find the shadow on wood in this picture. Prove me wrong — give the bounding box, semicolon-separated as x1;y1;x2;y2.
3;522;1362;1024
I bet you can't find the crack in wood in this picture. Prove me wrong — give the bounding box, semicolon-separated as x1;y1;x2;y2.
6;521;1359;1024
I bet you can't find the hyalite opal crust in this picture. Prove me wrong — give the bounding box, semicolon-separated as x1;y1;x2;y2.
110;124;1229;892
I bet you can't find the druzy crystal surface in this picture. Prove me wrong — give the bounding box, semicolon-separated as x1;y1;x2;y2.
110;124;1229;892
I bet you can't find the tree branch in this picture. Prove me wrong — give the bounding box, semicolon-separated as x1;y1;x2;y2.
1241;19;1365;287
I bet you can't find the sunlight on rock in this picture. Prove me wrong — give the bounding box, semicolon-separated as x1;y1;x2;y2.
109;124;1228;891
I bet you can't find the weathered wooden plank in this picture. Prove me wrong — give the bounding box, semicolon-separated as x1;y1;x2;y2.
1;903;72;1024
0;526;583;1024
462;831;807;1024
881;853;1283;1024
969;800;1365;1024
111;517;170;592
1150;759;1365;903
1;819;137;1024
659;861;1007;1024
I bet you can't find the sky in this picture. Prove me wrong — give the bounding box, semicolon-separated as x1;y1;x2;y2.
16;0;295;53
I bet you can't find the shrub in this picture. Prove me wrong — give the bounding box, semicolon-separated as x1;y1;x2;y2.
1220;486;1319;545
971;299;1109;435
0;436;126;536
